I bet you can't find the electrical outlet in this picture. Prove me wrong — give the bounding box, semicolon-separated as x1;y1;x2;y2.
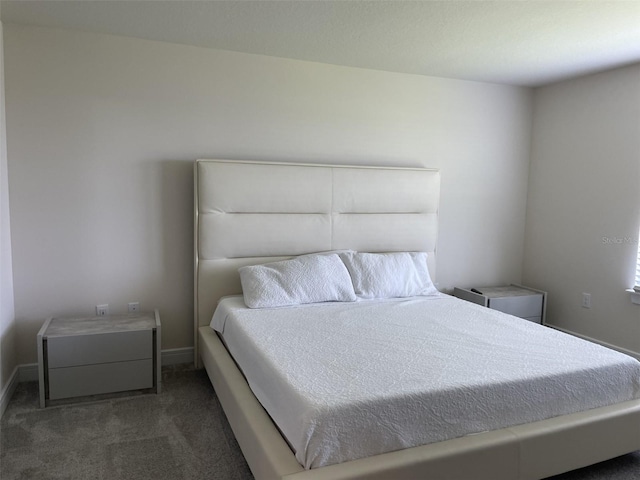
581;293;591;309
128;302;140;313
96;304;109;316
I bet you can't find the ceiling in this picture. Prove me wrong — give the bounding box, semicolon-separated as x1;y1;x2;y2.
2;0;640;87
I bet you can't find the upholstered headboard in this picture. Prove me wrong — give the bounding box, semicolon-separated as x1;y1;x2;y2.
194;160;440;355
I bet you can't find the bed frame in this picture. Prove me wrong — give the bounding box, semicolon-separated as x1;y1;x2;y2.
194;159;640;480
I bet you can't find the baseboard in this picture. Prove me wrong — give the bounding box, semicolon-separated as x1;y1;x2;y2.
161;347;194;366
19;363;39;382
547;324;640;361
0;366;20;418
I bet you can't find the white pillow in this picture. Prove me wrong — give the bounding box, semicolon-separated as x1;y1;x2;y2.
239;254;357;308
339;251;439;299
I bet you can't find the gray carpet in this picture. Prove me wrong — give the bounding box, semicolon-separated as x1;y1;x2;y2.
1;366;639;479
0;366;252;480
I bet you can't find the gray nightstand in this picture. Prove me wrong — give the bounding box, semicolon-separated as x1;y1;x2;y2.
37;309;161;407
453;284;547;325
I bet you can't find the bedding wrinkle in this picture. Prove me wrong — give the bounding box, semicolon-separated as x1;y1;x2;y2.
210;295;640;469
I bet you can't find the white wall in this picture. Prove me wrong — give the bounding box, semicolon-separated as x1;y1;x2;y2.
1;20;17;399
524;64;640;354
4;25;532;364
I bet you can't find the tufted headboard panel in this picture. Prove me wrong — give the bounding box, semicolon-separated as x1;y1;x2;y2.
194;160;440;352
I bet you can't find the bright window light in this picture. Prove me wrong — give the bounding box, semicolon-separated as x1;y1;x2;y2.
635;227;640;292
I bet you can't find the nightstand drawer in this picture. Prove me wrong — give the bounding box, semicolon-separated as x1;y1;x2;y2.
47;329;152;368
488;294;543;319
49;359;153;400
523;315;542;324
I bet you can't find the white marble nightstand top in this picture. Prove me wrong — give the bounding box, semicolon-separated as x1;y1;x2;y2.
475;286;540;298
43;313;157;338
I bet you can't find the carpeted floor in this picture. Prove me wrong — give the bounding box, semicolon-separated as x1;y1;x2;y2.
1;366;639;480
0;366;253;480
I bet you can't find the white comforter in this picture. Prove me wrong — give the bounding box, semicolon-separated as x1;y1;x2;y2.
211;295;640;469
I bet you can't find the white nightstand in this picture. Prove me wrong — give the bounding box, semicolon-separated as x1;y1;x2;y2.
453;284;547;324
37;309;161;407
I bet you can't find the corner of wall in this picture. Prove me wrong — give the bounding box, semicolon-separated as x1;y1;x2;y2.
523;64;640;354
0;20;19;402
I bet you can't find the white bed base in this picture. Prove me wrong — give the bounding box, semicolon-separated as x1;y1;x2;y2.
194;159;640;480
199;326;640;480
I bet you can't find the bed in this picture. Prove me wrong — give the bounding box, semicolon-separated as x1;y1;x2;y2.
194;159;640;480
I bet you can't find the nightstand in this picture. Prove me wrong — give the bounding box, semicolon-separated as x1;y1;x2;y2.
453;284;547;324
37;310;161;407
